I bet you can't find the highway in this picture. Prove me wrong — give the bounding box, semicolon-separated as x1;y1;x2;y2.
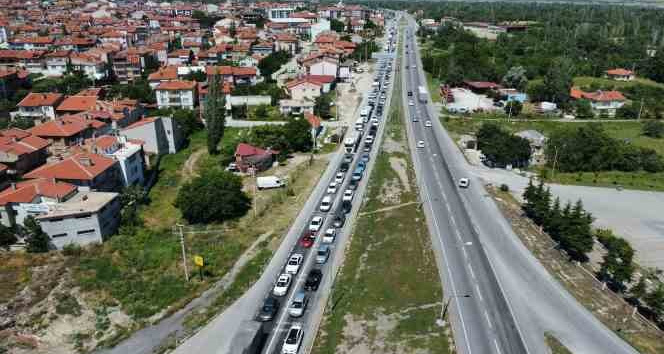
402;15;639;354
171;19;398;354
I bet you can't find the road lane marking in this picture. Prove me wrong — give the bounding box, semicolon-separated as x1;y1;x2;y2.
494;338;503;354
484;310;493;329
468;264;476;280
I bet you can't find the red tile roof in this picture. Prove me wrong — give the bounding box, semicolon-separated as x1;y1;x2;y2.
24;152;117;181
29;119;89;138
606;68;634;76
57;96;98;112
286;77;324;89
123;117;157;130
17;93;64;107
234;143;278;157
0;129;50;156
155;80;197;91
570;88;626;102
305;113;321;128
0;179;77;206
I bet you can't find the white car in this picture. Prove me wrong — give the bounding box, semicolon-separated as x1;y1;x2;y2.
309;216;324;232
319;195;333;212
342;189;354;202
458;178;470;188
281;323;304;354
417;140;425;148
408;100;415;106
285;253;303;274
323;228;336;243
425;120;432;127
334;172;344;184
327;182;338;194
365;136;374;144
273;274;292;296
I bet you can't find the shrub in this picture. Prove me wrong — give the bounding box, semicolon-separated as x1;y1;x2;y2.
500;184;509;192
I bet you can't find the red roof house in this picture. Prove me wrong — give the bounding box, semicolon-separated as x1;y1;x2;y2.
234;143;279;172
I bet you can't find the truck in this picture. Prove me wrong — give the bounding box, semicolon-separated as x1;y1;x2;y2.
418;86;428;103
343;131;361;153
256;176;285;190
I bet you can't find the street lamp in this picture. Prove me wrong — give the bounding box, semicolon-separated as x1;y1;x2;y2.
437;294;471;327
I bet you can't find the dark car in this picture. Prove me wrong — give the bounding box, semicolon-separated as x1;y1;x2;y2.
339;161;350;172
343;154;354;164
332;213;346;228
361;153;370;163
348;179;359;191
305;269;323;291
342;200;352;214
257;297;280;321
407;91;413;96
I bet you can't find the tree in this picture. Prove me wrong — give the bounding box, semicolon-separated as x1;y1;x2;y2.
24;216;50;253
204;75;226;155
575;99;594;119
502;66;528;91
642;120;664;138
522;178;538;218
331;19;345;33
281;117;313;152
0;224;16;249
504;100;522;117
314;92;333;119
598;231;635;291
172;109;203;138
617;103;639;119
544;197;564;241
258;51;291;82
476;122;531;167
175;170;251;224
645;284;664;319
560;199;594;261
543;57;574;107
532;182;551;226
182;70;208;82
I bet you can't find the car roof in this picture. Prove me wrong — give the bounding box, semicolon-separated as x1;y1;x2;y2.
312;216;322;221
318;244;330;251
292;292;306;302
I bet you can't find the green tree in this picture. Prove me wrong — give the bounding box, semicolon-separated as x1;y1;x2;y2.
331;19;345;33
522;178;538;218
645;284;664;319
560;199;594;261
642;120;664;138
630;276;648;300
258;51;291;82
172;109;203;138
504;100;522;117
204;75;226;155
476;122;531;167
314;92;333;119
0;224;17;249
175;170;251;224
182;70;208;82
575;99;594;119
544;197;564;241
543;57;574;107
24;216;50;253
617;103;639;119
598;231;635;291
281;117;313;152
502;66;528;91
532;182;551;226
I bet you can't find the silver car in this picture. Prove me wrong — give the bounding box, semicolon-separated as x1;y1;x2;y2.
288;292;308;317
316;245;330;264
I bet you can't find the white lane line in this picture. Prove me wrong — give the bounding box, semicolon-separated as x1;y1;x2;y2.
476;287;485;303
494;338;503;354
484;310;493;329
468;264;476;280
462;246;469;260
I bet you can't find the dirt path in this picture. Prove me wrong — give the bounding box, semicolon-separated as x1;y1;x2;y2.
183;149;205;180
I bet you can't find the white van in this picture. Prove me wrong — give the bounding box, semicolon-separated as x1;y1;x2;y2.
319;195;333;212
257;176;285;190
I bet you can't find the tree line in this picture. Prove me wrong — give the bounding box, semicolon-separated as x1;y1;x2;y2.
476;122;531;168
545;124;664;173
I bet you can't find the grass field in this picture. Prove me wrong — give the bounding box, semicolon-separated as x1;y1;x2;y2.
313;30;452;354
545;333;572;354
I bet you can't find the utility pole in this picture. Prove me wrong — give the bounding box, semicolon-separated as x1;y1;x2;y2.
250;164;257;218
637;98;645;120
176;224;189;282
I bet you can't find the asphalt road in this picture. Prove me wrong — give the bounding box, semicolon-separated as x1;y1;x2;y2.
404;16;639;354
170;22;398;354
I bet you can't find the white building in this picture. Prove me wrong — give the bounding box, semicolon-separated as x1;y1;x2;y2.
12;93;64;123
155;80;197;110
121;116;184;155
267;5;295;20
85;135;145;187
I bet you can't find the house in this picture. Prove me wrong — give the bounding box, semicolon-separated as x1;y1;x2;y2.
28;119;93;153
302;75;335;93
70;52;107;81
274;33;299;55
0;129;50;176
605;68;635;81
57;95;99;115
463;81;501;93
304;56;339;77
121;116;184;155
0;179;78;228
251;41;274;56
112;48;151;83
24;152;122;192
36;190;121;249
155;80;197;110
206;66;259;86
9;36;55;51
286;77;323;100
82;135;145;187
234;143;278;172
44;50;71;77
279;98;315;115
570;88;626;117
147;65;178;89
13;93;64;123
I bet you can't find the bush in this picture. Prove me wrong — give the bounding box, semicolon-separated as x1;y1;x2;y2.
642;120;664;138
62;243;82;257
500;184;509;192
55;292;82;316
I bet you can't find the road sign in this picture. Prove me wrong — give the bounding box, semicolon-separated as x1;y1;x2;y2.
194;255;204;267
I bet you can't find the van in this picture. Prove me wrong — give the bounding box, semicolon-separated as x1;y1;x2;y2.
319;195;333;212
257;176;285;190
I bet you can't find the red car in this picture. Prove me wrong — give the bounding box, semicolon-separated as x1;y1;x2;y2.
299;235;314;248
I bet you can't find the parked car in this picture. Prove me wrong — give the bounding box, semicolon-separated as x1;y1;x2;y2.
319;195;333;212
305;269;323;291
417;140;425;148
273;274;292;296
256;297;279;322
425;120;432;127
309;216;324;232
332;213;346;228
339;161;350;172
285;253;303;274
316;245;330;264
342;189;354;202
323;228;336;243
281;323;304;354
288;292;309;318
458;178;470;188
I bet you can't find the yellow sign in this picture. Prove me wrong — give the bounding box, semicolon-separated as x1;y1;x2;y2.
194;255;204;267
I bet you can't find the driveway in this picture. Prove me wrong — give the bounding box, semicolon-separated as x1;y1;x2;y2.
469;164;664;270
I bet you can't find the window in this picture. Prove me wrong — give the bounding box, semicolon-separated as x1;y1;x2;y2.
77;229;96;235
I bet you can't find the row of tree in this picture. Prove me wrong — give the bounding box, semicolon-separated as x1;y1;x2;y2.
523;179;594;261
545;124;664;173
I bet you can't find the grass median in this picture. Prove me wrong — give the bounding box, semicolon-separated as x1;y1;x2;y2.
313;27;453;354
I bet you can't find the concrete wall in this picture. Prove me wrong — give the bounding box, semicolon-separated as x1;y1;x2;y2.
228;95;271;107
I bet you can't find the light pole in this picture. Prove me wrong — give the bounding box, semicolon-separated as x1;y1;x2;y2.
175;223;189;282
437;294;471;327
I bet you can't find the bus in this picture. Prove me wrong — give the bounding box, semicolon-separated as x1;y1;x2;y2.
344;131;361;153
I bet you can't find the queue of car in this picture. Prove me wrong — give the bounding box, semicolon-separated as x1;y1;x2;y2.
255;24;398;354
